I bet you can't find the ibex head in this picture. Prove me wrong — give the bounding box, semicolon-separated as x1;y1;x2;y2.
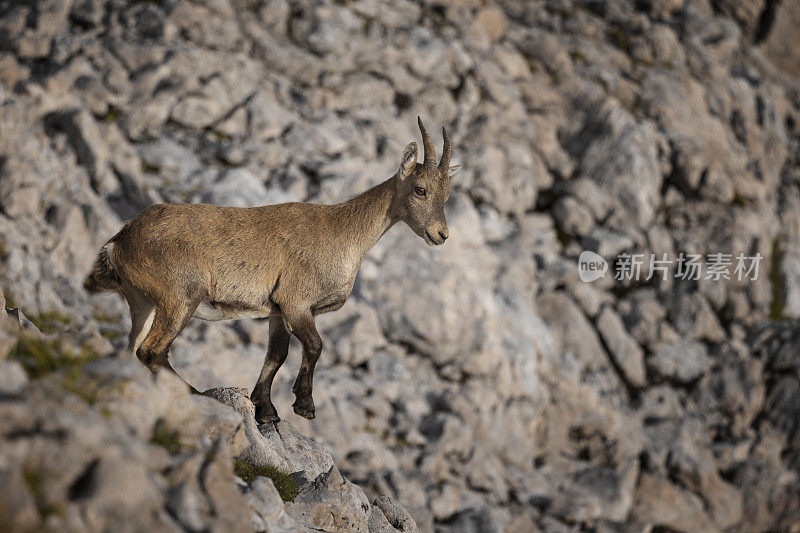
396;117;461;246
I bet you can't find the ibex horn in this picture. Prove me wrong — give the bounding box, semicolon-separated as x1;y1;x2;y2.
418;116;436;170
438;127;450;172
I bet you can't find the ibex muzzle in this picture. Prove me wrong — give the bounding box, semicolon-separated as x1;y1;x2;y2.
85;118;460;423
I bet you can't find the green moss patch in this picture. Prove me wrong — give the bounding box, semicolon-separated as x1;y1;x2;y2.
141;161;160;173
233;459;299;502
100;329;123;340
9;335;102;405
22;466;64;519
151;421;182;455
608;24;633;55
569;49;585;61
103;105;120;123
9;335;92;379
61;365;99;405
731;193;747;207
92;310;120;323
2;289;15;309
770;237;787;321
29;312;72;334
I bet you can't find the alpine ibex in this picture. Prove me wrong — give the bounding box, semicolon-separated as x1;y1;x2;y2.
85;118;459;423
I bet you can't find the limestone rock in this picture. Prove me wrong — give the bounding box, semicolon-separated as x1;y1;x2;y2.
286;465;371;533
596;306;648;388
648;340;711;384
631;474;716;532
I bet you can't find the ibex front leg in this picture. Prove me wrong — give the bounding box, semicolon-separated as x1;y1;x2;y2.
284;310;322;420
251;313;291;424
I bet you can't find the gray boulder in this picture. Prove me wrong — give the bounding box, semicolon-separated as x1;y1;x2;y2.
648;340;712;384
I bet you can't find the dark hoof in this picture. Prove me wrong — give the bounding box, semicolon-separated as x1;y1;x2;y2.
292;399;315;420
255;403;280;424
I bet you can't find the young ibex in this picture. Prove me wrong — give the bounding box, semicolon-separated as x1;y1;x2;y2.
85;118;459;423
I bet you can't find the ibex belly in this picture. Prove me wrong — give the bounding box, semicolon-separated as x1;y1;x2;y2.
311;288;351;315
194;301;271;321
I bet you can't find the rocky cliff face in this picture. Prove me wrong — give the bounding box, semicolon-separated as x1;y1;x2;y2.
1;0;799;531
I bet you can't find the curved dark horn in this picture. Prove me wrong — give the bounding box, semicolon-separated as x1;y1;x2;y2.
438;127;451;172
418;116;436;169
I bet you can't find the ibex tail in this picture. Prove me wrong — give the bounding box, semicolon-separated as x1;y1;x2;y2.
84;242;121;293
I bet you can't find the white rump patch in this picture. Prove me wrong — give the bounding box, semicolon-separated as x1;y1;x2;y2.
134;308;155;352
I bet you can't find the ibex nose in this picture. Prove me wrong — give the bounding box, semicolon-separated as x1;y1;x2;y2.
438;230;448;241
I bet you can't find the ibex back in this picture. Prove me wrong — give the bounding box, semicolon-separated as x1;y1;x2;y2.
85;118;460;422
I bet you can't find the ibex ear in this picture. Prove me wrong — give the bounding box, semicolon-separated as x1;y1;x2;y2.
447;164;461;178
399;142;417;179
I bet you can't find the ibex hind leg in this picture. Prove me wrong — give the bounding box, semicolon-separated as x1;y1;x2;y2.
283;309;322;420
251;312;291;424
121;286;155;354
136;298;201;394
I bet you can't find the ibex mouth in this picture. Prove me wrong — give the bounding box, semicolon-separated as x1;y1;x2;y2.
425;231;443;246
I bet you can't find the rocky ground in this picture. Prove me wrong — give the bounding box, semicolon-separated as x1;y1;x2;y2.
1;0;800;531
0;297;417;532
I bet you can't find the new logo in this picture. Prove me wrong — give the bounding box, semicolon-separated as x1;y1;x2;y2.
578;251;608;282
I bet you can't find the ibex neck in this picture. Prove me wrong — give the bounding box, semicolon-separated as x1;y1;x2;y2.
335;175;398;260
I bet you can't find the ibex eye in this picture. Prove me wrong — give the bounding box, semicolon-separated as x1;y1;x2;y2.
414;186;426;196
